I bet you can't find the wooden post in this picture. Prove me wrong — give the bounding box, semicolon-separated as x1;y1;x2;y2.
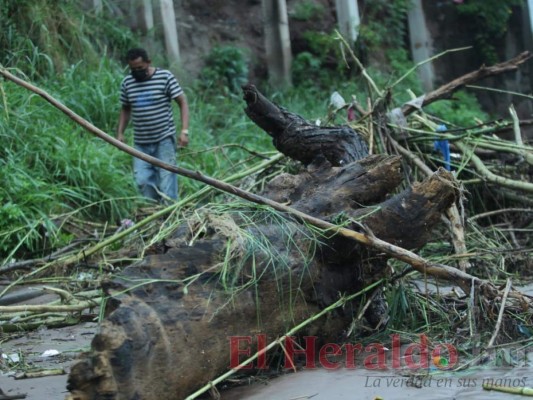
407;0;435;91
159;0;180;65
261;0;292;88
528;0;533;36
335;0;360;43
93;0;103;15
141;0;154;34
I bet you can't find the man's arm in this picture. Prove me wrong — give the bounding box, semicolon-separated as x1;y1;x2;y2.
117;104;131;143
175;94;190;147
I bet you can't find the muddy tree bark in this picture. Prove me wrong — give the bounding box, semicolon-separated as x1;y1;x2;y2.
242;84;368;166
66;88;457;400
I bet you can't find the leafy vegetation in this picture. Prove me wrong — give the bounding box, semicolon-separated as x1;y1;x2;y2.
425;90;488;128
290;0;326;21
0;0;136;79
358;0;412;50
198;46;250;94
456;0;525;64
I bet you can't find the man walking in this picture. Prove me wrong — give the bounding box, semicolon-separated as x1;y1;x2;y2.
117;48;189;202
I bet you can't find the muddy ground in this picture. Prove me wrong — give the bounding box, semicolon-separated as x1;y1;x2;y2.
1;323;531;400
1;283;532;400
0;322;96;400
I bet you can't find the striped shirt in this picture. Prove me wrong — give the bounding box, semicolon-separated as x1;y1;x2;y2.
120;68;183;144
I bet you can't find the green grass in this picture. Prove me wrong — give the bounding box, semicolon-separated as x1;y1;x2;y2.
0;54;331;262
0;61;139;257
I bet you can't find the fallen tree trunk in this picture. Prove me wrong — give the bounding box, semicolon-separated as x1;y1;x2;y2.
66;105;458;399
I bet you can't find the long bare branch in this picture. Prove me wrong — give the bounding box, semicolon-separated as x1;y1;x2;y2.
401;51;532;116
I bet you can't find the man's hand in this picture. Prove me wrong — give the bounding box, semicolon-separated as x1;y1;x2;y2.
179;130;189;147
117;105;131;143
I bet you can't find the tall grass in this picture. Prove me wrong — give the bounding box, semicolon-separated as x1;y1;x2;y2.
0;65;140;258
0;0;136;79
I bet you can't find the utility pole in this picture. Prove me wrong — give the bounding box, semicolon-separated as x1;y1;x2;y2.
335;0;360;43
141;0;154;34
407;0;435;92
159;0;180;65
262;0;292;88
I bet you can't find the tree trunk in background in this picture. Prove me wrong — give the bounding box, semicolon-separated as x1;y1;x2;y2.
335;0;359;44
526;1;533;121
93;0;103;15
528;0;533;36
261;0;292;88
140;0;154;35
407;0;435;92
159;0;180;65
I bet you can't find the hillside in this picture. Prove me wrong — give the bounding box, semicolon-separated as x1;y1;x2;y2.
171;1;532;124
176;0;336;82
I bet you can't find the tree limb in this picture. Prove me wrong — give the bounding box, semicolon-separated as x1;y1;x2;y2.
401;51;532;116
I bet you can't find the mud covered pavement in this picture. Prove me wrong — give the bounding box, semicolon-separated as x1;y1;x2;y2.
0;323;97;400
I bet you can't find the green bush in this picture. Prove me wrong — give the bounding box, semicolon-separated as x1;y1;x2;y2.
425;91;489;127
0;0;136;79
291;30;352;89
290;0;326;21
456;0;524;64
292;52;325;87
198;46;249;94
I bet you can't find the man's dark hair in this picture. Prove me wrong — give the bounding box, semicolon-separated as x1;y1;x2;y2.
126;48;149;62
